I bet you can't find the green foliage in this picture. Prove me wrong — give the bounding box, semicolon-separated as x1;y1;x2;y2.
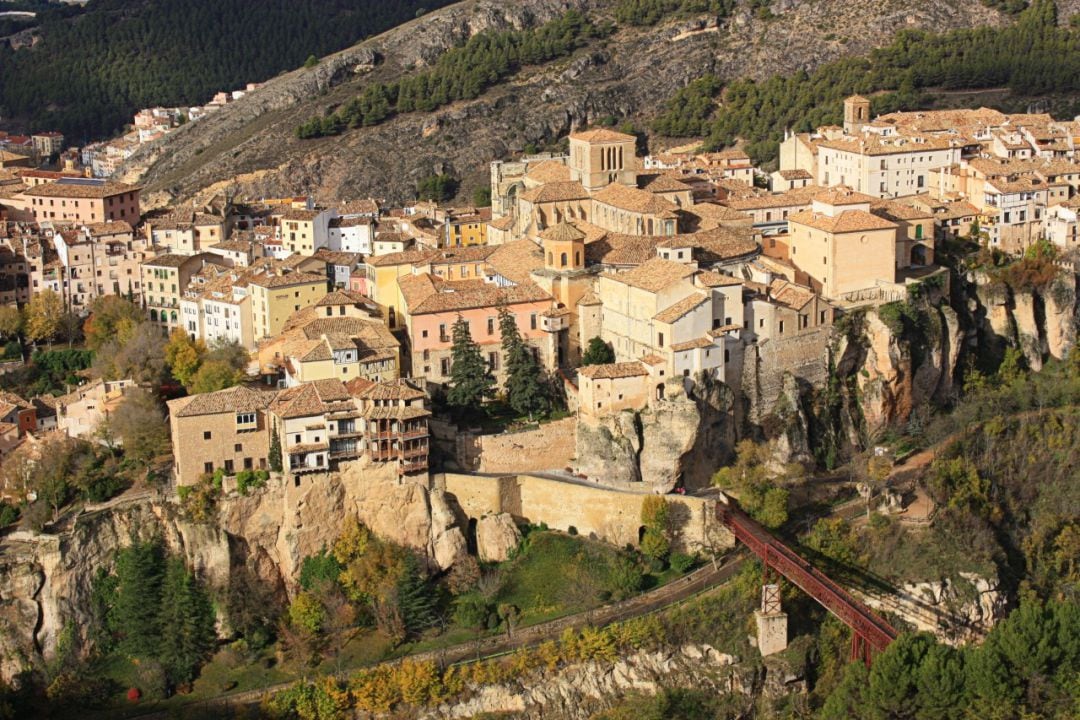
639;495;672;563
593;687;742;720
654;0;1080;163
446;315;495;411
614;0;736;26
235;468;267;495
820;600;1080;719
581;336;615;366
289;592;327;635
111;539;166;657
303;54;320;69
472;186;492;207
83;296;143;352
0;0;455;140
804;517;859;566
296;10;605;137
0;348;93;397
156;557;217;685
651;74;722;136
0;502;18;528
669;552;695;573
416;174;459;202
712;440;791;528
499;308;551;419
188;358;244;394
270;418;283;473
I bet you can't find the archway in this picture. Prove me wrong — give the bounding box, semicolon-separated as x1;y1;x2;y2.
655;383;665;401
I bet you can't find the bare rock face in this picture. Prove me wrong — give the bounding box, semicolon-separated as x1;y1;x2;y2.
420;643;801;719
1044;274;1078;360
0;464;469;683
475;513;523;563
861;572;1006;646
576;377;735;492
857;311;912;437
1012;288;1045;371
766;373;813;469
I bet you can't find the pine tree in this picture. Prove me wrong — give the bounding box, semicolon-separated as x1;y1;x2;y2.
499;308;549;420
396;553;437;637
157;558;217;686
112;539;165;657
446;315;494;410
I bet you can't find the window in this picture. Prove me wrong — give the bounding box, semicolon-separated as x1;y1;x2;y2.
224;459;234;473
236;412;256;427
234;443;243;452
422;349;430;361
779;321;785;334
439;323;448;342
440;358;450;376
204;462;213;474
244;458;253;470
488;352;499;370
658;332;664;348
530;313;537;330
295;434;301;444
422;329;428;338
203;431;212;440
487;317;495;335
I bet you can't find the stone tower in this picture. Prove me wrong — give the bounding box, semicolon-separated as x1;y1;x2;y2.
568;128;639;191
843;95;871;136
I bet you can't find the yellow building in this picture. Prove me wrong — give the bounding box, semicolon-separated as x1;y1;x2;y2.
442;208;491;247
364;249;438;330
247;268;327;341
787;188;899;299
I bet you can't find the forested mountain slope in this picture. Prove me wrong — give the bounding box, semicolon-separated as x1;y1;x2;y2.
119;0;1019;208
0;0;453;140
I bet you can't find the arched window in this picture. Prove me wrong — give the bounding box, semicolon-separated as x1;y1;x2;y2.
560;252;568;267
170;311;177;322
149;309;157;322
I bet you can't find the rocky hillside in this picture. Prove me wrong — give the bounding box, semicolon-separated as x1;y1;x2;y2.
120;0;1007;208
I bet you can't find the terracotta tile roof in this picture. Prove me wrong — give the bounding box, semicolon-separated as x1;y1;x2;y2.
720;187;818;211
577;361;648;380
671;337;716;351
813;186;876;206
778;169;812;180
519;181;590;204
398;273;551;314
21;178;140;199
171;385;275;418
682;202;753;222
638;174;692;193
817;134;957;156
768;279;817;310
601;257;695;292
339;199;379;216
366;249;437;267
653;292;709;324
569;128;637;144
344;377;376;395
312;248;363;266
430;246;498;264
249;270;325;289
83;221;133;236
487;239;544;283
789;209;897;234
639;354;666;366
277;208;321;222
870;200;933;223
539;222;586;243
592;183;678;216
577;289;601;306
488;215;515;231
271;379;352;419
144;252;199;268
315;289;372;307
696;270;743;288
525;160;571;184
355;378;426;402
361;405;431;421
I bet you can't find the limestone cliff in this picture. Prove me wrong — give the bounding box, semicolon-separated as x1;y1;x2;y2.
420;643;804;720
574;376;735;492
0;462;467;683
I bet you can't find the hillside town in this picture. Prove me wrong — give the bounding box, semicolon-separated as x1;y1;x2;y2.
0;95;1077;483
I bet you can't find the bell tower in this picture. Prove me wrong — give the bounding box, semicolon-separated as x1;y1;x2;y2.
843;95;871;136
541;222;586;272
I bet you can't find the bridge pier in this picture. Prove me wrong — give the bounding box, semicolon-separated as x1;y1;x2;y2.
755;582;788;656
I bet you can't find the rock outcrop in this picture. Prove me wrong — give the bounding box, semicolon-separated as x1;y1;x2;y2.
475;513;523;563
420;643;804;720
0;463;468;683
575;376;735;492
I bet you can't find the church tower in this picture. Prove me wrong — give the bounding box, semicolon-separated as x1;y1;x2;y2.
568;128;639;191
843;95;871;136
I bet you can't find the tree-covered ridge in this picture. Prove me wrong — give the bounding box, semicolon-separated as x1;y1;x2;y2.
652;0;1076;163
613;0;737;26
0;0;454;140
296;10;608;139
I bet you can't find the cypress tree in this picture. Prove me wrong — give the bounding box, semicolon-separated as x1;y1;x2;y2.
269;419;283;473
446;315;495;410
112;539;165;657
157;558;217;686
396;553;437;636
499;307;549;420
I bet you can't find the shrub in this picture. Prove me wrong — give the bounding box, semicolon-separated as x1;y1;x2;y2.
669;552;695;573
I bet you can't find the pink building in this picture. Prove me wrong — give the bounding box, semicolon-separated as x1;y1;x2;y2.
397;273;555;383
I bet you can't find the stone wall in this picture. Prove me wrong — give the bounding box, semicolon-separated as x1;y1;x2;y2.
742;326;832;423
457;417;577;473
436;473;734;554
